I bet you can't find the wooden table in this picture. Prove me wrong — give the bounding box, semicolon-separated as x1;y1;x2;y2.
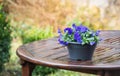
17;30;120;76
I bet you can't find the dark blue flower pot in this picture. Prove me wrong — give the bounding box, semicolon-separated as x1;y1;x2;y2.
67;42;97;61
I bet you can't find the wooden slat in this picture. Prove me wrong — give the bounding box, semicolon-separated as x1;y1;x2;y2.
36;47;66;58
29;44;63;54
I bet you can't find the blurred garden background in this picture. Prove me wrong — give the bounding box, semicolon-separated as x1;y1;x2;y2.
0;0;120;76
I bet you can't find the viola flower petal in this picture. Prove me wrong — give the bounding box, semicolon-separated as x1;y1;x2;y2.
95;30;100;36
72;23;76;29
99;38;102;41
75;24;88;33
58;39;68;45
79;24;88;33
58;28;61;34
91;32;95;36
74;32;79;40
90;41;95;45
74;32;82;44
64;27;73;35
77;38;82;44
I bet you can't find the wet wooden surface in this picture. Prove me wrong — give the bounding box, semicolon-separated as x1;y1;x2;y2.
17;30;120;76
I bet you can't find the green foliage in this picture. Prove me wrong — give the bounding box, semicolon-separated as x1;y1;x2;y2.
32;66;57;76
67;19;94;30
21;26;54;44
49;70;80;76
0;6;11;72
49;70;95;76
66;19;82;26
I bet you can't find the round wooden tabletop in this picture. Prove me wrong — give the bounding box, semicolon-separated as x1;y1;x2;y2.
17;30;120;72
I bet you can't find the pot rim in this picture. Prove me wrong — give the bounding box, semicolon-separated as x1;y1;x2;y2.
67;42;97;46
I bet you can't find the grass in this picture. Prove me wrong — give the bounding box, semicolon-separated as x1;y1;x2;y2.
48;70;95;76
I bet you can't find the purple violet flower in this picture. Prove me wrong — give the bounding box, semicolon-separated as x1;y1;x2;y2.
91;32;95;36
64;27;73;35
58;28;61;34
72;23;77;29
58;39;68;45
95;30;100;36
90;41;95;45
75;24;88;33
74;32;82;44
58;29;63;38
99;38;102;41
79;24;88;33
91;30;100;37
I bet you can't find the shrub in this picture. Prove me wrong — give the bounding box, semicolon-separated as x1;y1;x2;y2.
0;6;11;72
32;66;57;76
21;26;54;44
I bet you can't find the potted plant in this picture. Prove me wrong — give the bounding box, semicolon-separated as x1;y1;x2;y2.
58;23;101;60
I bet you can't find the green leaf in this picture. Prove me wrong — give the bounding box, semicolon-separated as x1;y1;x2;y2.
87;37;94;41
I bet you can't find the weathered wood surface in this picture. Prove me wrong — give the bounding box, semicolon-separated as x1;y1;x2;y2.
17;30;120;76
